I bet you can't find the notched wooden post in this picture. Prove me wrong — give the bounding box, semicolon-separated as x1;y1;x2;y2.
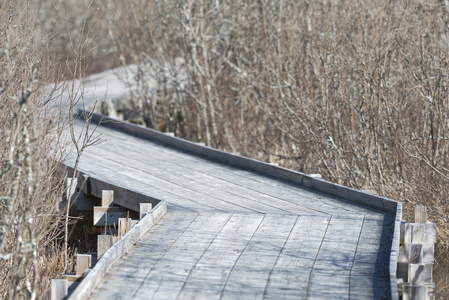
398;205;436;300
140;203;152;220
95;190;122;258
94;190;127;226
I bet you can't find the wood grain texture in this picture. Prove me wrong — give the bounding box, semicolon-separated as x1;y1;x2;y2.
66;120;394;300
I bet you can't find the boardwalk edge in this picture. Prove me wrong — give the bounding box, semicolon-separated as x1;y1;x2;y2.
63;168;167;300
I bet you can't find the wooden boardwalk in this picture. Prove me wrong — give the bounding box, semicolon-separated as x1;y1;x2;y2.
66;116;398;300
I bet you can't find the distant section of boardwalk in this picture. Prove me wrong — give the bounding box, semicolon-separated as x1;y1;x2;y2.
66;116;398;300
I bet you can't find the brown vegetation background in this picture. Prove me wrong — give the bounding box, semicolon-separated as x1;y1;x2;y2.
2;0;449;298
101;0;449;297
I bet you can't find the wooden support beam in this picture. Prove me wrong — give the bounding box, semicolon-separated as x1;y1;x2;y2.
102;190;114;207
93;206;128;226
408;264;432;285
51;279;68;300
140;203;152;220
427;284;436;300
414;206;427;223
398;243;434;264
64;274;83;282
75;193;99;211
76;254;92;276
400;222;436;244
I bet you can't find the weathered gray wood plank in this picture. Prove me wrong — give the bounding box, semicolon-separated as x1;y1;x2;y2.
305;215;365;299
129;213;238;300
88;210;198;300
78;148;319;215
78;130;374;216
78;153;285;214
218;214;299;299
74;156;228;213
105;133;375;215
263;215;331;299
174;214;269;299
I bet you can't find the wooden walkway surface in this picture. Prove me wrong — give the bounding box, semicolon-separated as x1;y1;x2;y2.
66;117;396;299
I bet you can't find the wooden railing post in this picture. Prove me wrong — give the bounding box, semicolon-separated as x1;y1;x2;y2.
51;279;68;300
398;205;436;300
76;254;92;276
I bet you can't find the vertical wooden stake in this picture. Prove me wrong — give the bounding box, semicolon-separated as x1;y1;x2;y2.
98;234;116;259
76;254;92;276
414;206;427;223
118;218;128;238
51;279;68;300
102;190;114;207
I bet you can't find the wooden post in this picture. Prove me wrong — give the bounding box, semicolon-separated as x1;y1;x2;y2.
51;279;68;300
414;206;427;223
76;254;92;276
102;190;114;207
97;234;118;259
140;203;152;220
398;205;436;300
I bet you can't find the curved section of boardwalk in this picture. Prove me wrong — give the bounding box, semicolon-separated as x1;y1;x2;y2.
68;118;396;299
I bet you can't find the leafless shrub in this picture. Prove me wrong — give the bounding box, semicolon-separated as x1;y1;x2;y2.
0;4;67;299
102;0;449;297
0;1;101;298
